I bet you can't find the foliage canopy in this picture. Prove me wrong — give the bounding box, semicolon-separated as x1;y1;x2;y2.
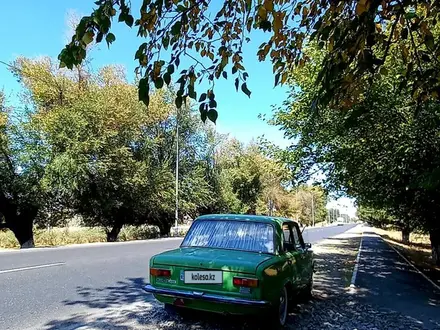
60;0;440;122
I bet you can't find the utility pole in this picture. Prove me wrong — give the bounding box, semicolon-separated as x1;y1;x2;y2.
295;188;299;222
311;192;315;227
174;105;179;234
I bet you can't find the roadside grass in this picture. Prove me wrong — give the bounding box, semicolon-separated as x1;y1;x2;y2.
0;225;160;249
372;227;440;288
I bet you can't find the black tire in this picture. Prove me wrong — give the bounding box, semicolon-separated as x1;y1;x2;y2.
301;273;313;301
164;303;177;313
267;286;289;328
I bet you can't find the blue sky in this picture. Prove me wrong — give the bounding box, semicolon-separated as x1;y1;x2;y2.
0;0;291;148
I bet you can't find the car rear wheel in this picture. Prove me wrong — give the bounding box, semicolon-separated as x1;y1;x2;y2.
305;274;313;298
267;286;288;328
164;303;175;313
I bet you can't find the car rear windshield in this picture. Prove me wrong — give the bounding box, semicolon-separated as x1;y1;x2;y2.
181;220;275;254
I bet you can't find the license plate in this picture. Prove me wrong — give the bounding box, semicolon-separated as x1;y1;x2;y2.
184;271;222;284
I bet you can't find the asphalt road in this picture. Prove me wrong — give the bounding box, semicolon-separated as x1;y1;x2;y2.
356;232;440;329
0;223;356;330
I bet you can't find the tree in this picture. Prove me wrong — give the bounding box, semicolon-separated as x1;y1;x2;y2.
0;92;48;248
357;205;395;228
59;0;440;121
294;186;327;226
11;57;176;241
271;43;440;264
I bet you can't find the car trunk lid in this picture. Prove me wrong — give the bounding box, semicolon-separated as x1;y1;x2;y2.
153;247;272;275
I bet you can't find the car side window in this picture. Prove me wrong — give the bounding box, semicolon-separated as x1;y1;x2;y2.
292;223;305;249
282;224;295;252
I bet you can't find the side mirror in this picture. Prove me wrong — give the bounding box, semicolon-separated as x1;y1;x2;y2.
305;243;312;249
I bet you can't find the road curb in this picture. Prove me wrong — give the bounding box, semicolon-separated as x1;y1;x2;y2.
349;230;364;293
0;236;183;254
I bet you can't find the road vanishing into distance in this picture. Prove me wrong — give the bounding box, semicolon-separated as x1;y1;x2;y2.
0;224;356;330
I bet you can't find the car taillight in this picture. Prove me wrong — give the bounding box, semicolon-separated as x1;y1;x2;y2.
233;277;259;288
150;268;171;277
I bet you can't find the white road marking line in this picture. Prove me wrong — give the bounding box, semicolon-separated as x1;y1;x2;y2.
384;238;440;292
349;230;364;293
0;262;65;274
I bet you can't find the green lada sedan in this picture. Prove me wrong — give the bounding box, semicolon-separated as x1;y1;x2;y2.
143;214;314;327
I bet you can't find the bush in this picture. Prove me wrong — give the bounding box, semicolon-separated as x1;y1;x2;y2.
170;225;191;237
0;225;161;249
119;225;160;241
35;227;106;246
0;230;20;249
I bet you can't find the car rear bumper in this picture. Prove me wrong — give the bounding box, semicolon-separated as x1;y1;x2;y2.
143;284;271;307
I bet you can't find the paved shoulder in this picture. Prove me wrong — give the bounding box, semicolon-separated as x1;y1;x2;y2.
356;232;440;329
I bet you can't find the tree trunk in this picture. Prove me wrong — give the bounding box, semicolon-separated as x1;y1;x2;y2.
429;228;440;266
158;220;171;236
401;227;411;244
9;218;35;248
106;222;123;242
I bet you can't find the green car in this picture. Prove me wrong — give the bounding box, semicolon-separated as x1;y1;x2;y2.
143;214;314;327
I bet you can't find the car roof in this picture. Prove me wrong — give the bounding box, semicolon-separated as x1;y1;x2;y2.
195;214;298;226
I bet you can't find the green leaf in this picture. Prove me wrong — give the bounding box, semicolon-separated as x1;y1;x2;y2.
154;77;164;89
201;110;207;123
175;95;183;108
241;83;251;98
138;77;149;106
199;93;207;102
405;12;417;20
199;103;206;113
125;14;134;27
118;12;126;22
171;21;182;36
259;20;271;32
189;88;197;100
167;64;175;74
96;32;104;43
379;67;388;75
163;35;170;49
163;72;171;85
245;0;252;11
105;33;116;47
207;109;218;123
209;91;215;100
209;99;217;108
235;78;239;91
222;71;227;79
425;35;435;50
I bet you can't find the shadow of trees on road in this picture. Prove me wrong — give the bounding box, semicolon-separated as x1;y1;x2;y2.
62;277;154;309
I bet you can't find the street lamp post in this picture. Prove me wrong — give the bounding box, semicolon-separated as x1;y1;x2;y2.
174;107;179;235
